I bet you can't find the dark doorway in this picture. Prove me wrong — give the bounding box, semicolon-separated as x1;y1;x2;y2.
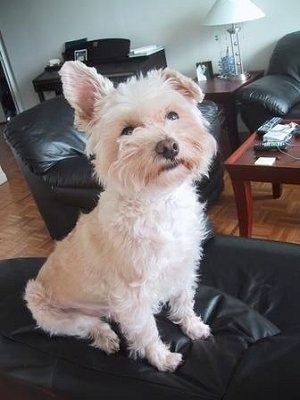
0;61;16;121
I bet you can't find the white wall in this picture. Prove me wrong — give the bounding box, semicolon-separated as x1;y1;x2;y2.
0;0;300;111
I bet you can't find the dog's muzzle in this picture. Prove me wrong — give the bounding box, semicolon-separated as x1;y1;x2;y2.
155;138;179;160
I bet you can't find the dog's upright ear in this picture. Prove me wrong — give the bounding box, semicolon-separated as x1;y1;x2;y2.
161;68;204;103
59;61;114;131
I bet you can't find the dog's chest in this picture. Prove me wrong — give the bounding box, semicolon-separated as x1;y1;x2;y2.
101;187;204;274
117;198;201;300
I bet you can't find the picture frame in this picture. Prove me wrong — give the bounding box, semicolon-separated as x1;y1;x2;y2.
74;48;88;62
196;61;213;81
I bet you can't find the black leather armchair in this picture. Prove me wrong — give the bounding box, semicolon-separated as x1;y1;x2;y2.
1;234;300;399
237;31;300;132
4;96;224;240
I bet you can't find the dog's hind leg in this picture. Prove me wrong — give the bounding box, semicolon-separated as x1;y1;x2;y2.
24;279;120;354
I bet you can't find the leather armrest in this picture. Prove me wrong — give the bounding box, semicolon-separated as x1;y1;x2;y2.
237;75;300;116
4;96;86;175
198;100;221;142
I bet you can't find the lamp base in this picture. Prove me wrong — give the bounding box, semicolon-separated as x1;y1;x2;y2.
218;72;250;81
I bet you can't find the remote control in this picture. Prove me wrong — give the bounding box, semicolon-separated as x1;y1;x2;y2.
254;141;287;151
256;117;283;138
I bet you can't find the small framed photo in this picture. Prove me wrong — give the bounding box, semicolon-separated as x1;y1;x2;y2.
74;48;88;62
196;61;213;82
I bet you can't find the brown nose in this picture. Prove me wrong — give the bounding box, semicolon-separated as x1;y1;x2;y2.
155;138;179;160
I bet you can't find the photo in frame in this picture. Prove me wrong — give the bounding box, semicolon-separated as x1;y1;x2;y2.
196;61;213;82
74;48;88;62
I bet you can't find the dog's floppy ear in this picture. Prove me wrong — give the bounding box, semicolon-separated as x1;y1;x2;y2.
161;68;204;103
59;61;114;131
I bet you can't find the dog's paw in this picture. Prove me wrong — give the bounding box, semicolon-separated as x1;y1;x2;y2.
163;351;183;372
147;345;183;372
90;326;120;354
182;317;211;340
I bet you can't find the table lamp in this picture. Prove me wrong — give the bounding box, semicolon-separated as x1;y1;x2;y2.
204;0;265;80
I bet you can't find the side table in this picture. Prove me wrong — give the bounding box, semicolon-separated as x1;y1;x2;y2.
224;120;300;237
198;71;264;151
32;70;62;102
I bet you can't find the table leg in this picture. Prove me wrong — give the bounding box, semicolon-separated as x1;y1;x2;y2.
37;91;45;102
231;180;253;237
272;183;282;199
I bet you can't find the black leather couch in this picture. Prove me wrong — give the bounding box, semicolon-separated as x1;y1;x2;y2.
237;31;300;132
4;95;224;240
1;234;300;399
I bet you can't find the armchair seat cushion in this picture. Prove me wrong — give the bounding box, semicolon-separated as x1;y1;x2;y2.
238;74;300;116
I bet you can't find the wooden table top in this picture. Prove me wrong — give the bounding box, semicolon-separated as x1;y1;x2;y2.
198;70;264;95
225;120;300;183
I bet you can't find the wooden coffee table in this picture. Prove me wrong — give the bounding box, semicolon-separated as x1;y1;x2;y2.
225;120;300;237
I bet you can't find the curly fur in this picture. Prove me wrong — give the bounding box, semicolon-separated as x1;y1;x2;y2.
24;62;217;372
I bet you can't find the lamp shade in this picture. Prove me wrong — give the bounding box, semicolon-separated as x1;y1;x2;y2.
204;0;265;26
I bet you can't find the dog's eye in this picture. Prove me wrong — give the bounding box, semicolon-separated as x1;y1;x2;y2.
166;111;179;120
121;126;135;136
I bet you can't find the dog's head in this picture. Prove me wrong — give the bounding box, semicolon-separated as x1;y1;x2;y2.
59;61;217;192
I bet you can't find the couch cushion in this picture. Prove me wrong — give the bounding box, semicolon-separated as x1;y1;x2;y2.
223;327;300;400
237;75;300;116
286;102;300;120
201;235;300;330
4;96;87;175
0;257;279;400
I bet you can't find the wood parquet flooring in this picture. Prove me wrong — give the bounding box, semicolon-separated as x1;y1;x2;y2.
0;123;299;261
208;175;300;244
0;124;54;259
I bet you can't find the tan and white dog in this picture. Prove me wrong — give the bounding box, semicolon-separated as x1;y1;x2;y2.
25;61;217;372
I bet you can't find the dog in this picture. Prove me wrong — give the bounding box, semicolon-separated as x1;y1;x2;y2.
24;61;217;372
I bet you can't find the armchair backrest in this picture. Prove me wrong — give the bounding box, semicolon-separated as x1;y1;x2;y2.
267;31;300;83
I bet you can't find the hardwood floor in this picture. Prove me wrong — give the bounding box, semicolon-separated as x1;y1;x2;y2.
0;124;54;259
208;175;300;244
0;122;299;260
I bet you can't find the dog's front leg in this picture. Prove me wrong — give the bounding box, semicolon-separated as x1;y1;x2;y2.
168;291;211;340
116;307;182;372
